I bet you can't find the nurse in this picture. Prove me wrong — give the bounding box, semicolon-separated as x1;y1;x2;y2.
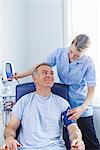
14;34;100;150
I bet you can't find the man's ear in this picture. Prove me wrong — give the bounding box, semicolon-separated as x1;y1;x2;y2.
32;76;37;83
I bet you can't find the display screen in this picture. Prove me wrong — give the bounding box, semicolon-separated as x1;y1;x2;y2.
5;63;12;73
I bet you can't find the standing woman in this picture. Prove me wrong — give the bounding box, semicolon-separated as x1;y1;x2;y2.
14;34;100;150
46;34;100;150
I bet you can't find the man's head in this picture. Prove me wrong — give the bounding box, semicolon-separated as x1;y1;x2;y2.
69;34;90;62
32;63;54;89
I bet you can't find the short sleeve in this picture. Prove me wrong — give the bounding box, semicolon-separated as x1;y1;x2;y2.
45;48;61;66
12;95;27;120
85;62;96;87
61;98;71;113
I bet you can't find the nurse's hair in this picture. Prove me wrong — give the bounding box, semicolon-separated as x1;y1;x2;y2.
72;34;91;52
32;63;52;78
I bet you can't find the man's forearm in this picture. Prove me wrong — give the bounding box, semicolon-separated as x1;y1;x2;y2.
67;123;82;142
4;127;16;140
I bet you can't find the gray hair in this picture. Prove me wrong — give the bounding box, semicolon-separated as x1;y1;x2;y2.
32;63;52;77
73;34;90;52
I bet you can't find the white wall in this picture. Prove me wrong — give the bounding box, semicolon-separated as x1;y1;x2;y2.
0;0;64;82
24;0;64;82
28;0;63;65
0;0;29;72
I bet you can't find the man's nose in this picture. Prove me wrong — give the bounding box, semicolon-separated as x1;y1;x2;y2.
70;53;74;58
46;73;53;77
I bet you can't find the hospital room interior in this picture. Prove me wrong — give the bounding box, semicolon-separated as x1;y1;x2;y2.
0;0;100;149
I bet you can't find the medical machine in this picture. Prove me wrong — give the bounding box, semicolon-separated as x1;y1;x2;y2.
0;60;17;125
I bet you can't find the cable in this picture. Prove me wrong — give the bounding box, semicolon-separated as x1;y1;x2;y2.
16;79;20;84
0;111;3;121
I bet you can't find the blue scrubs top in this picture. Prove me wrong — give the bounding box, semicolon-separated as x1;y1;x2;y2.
46;48;96;117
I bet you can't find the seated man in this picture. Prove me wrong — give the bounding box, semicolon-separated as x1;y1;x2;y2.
4;63;85;150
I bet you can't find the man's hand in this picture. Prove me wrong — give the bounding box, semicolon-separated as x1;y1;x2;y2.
6;136;22;150
71;139;85;150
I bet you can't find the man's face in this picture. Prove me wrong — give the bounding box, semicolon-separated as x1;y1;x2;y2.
33;65;54;88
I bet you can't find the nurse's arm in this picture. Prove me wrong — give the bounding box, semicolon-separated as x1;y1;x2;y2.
13;67;34;79
82;86;95;109
68;87;95;120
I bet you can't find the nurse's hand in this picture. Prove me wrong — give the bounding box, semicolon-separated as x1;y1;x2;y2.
67;105;85;120
13;72;22;79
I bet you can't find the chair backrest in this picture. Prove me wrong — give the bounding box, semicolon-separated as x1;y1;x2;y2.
16;82;68;101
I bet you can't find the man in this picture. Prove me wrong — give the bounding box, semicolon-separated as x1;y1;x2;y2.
4;63;85;150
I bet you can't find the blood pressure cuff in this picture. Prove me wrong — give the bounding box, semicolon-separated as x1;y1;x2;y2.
62;107;75;127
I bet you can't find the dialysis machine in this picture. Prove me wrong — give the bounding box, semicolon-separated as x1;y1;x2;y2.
0;60;17;125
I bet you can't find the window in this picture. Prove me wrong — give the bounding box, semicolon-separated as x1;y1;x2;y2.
71;0;99;101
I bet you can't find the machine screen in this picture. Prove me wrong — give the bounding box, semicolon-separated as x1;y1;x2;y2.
5;63;13;79
6;63;12;73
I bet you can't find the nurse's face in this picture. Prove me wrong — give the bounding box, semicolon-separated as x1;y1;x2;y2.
68;39;84;62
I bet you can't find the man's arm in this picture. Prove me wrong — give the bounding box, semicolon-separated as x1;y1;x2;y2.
4;114;21;150
67;123;85;150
